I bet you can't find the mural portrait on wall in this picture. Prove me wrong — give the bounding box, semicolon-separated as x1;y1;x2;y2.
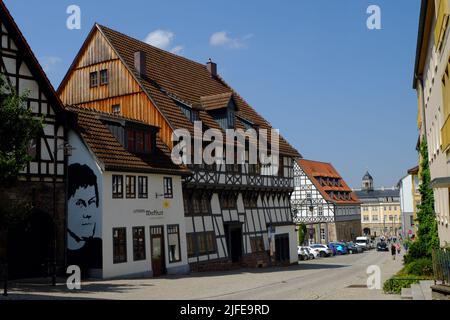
67;163;102;270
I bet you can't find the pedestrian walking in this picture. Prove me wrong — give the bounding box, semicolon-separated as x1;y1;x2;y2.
391;243;396;260
396;242;401;255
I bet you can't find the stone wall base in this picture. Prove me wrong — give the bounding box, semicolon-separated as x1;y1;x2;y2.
189;252;288;273
432;284;450;300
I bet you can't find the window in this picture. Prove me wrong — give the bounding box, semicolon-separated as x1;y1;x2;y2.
113;228;127;264
318;206;324;216
126;129;153;154
164;177;173;198
112;104;121;115
363;215;369;222
186;232;217;257
372;215;379;221
133;227;146;261
100;69;109;85
186;234;196;258
126;176;136;198
112;175;123;198
138;176;148;198
90;71;98;88
389;215;393;221
220;193;237;210
320;229;326;241
243;194;258;208
167;225;181;263
250;237;265;252
185;192;211;216
228;109;235;129
27;138;38;160
278;157;285;177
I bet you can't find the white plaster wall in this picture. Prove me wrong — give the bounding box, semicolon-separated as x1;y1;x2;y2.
274;225;298;264
102;172;188;279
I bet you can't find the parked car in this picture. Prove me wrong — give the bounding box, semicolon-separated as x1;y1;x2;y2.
355;236;371;250
327;244;337;256
310;244;333;257
329;242;348;255
377;241;389;252
305;246;320;259
298;246;310;260
346;242;363;254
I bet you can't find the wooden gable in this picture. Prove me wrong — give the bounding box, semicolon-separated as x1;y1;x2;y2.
58;26;174;148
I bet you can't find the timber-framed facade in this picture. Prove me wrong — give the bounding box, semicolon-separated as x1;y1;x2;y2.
292;159;362;244
58;24;301;272
0;1;70;279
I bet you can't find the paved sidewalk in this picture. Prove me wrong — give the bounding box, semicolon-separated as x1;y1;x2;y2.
0;251;404;300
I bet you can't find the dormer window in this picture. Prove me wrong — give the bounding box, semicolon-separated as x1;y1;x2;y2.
100;69;109;85
126;128;153;154
112;104;121;115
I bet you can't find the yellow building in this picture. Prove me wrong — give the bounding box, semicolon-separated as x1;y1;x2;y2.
413;0;450;246
355;172;402;238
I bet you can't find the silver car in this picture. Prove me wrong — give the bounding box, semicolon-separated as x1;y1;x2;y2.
309;244;333;257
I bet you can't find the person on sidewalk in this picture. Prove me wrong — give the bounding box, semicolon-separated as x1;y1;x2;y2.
391;243;396;260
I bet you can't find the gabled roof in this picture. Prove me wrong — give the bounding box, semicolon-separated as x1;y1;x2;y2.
298;159;361;205
200;92;234;111
355;188;400;201
408;165;419;175
59;24;300;157
67;106;190;175
0;1;65;114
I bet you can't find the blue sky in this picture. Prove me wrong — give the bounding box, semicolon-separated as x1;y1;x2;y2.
4;0;421;188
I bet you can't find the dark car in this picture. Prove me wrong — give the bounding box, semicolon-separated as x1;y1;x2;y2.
377;241;389;252
346;242;363;254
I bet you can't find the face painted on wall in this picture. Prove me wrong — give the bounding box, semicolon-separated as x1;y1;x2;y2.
67;163;100;251
68;186;99;249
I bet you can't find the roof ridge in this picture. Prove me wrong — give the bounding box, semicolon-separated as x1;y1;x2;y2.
97;24;210;69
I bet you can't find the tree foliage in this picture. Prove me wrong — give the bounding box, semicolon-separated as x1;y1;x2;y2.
405;138;440;261
298;223;307;245
0;73;43;184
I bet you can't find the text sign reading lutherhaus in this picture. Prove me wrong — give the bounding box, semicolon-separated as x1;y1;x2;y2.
133;209;164;218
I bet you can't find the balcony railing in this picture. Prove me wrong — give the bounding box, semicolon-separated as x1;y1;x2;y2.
432;248;450;285
183;163;294;190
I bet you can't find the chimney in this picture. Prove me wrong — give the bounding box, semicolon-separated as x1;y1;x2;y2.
206;58;217;77
134;51;146;78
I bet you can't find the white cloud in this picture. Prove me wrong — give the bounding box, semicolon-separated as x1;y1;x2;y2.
171;45;184;55
40;56;62;73
209;31;253;49
144;30;174;49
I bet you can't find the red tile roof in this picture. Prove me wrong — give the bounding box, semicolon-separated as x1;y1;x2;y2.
68;106;190;175
94;25;300;157
298;159;361;205
200;92;234;111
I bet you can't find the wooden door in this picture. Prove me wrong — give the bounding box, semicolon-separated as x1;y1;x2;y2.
150;226;166;277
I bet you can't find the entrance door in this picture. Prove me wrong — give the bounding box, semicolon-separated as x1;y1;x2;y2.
275;234;290;263
150;226;166;277
224;223;243;263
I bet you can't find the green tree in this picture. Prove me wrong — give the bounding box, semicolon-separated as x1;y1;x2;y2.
405;138;440;262
0;73;42;184
298;223;307;246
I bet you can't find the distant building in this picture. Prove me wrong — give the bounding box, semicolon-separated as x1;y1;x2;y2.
398;166;420;240
291;159;362;244
354;172;401;238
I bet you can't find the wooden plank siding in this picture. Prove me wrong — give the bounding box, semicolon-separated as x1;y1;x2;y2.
59;29;174;148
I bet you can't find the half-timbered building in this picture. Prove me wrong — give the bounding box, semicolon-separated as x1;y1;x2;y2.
66;106;190;279
0;1;69;279
58;24;301;271
292;159;362;244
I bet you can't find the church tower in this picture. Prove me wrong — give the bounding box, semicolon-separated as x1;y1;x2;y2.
362;171;374;191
